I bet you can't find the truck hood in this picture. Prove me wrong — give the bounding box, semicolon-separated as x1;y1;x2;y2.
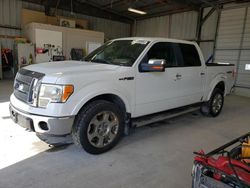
24;60;121;83
25;60;120;75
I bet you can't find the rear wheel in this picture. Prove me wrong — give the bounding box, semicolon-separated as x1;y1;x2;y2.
201;88;224;117
72;100;124;154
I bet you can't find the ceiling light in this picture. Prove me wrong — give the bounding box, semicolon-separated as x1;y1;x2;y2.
128;8;147;15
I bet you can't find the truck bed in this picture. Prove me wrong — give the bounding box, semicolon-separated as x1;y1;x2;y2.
206;63;234;67
205;64;235;99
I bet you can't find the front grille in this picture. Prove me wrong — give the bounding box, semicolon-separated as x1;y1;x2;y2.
14;69;45;103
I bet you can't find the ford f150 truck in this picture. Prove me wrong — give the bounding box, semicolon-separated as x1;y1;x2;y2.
9;38;235;154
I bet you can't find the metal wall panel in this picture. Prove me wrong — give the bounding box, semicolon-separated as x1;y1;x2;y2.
201;8;218;40
215;7;250;88
199;8;218;63
80;15;130;40
170;11;198;40
0;0;22;49
215;50;240;64
53;8;131;40
0;29;21;49
22;1;44;12
0;0;21;27
199;42;214;62
215;8;245;49
135;15;170;37
134;11;198;40
237;8;250;88
242;8;250;48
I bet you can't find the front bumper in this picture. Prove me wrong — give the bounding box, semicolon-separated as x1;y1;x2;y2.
9;104;75;136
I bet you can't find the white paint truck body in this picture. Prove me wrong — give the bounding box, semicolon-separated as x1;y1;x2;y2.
10;38;235;153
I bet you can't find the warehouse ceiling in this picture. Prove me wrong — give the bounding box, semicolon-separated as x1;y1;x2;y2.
22;0;250;23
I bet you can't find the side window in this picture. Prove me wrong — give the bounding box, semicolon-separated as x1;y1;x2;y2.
178;43;201;66
142;42;178;67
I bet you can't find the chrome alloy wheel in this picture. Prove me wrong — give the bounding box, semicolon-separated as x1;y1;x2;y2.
212;93;223;114
87;111;119;148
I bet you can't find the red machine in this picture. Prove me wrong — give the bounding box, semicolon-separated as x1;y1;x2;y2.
192;133;250;188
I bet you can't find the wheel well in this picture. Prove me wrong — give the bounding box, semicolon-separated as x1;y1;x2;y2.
214;81;225;94
83;94;127;114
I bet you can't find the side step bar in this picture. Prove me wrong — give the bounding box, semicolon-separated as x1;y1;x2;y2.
132;106;200;128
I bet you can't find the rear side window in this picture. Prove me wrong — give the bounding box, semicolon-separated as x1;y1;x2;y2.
178;43;201;66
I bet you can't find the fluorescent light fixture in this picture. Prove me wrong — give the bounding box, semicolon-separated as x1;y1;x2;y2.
128;8;147;15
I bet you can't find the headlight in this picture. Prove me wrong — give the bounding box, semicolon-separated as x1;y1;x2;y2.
38;84;74;108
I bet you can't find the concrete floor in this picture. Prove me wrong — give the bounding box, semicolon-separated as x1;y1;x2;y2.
0;80;249;188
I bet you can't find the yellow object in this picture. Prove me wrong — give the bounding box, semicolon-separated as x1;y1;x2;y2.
242;140;250;158
62;85;74;102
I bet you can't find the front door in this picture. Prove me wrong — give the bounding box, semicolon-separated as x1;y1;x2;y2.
134;42;204;117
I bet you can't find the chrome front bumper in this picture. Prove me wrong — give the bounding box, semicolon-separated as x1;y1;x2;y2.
9;104;75;136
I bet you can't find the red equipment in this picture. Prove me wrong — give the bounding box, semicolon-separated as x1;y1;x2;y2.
192;132;250;188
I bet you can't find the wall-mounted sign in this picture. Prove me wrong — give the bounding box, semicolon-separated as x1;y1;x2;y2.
245;64;250;70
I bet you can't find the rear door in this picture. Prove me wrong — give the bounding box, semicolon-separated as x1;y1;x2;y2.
174;43;205;103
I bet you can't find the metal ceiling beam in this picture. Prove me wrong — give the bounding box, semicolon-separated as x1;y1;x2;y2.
102;0;127;8
120;0;200;18
198;0;219;10
133;1;170;11
201;7;216;24
80;0;134;20
135;7;196;20
22;0;134;23
196;8;203;44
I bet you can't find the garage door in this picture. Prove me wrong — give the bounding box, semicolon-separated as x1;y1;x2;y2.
214;7;250;88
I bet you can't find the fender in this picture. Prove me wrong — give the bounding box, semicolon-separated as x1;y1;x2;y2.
206;73;226;101
70;81;133;116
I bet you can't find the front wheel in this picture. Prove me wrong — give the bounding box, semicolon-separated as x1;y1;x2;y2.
201;88;224;117
72;100;124;154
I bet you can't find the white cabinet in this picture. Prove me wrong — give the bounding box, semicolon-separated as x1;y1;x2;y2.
35;29;63;63
23;23;104;63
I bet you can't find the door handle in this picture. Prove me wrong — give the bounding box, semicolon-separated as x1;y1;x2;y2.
176;73;182;78
175;73;182;80
200;72;205;75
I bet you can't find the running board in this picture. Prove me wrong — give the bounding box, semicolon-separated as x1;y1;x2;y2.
132;106;200;128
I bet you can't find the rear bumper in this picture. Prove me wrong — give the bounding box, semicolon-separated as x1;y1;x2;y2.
9;103;75;136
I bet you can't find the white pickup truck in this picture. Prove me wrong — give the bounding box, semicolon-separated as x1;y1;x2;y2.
10;37;235;154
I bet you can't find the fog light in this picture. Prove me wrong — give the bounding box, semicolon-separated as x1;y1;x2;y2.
39;121;49;130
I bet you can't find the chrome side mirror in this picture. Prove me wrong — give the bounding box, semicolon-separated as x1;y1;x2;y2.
140;59;166;72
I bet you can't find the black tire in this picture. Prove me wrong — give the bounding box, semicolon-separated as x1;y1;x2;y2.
200;88;224;117
72;100;124;154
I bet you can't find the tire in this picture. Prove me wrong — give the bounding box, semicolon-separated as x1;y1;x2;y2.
200;88;224;117
72;100;124;154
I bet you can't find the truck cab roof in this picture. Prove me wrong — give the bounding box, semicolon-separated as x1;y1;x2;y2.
113;37;197;45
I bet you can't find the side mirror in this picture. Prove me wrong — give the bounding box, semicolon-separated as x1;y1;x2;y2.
140;59;166;72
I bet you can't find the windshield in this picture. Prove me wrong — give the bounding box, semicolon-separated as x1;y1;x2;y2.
84;40;149;66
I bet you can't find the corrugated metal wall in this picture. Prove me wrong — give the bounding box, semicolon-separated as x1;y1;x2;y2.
134;11;198;40
0;0;22;48
0;0;131;49
199;7;218;62
170;11;198;40
135;15;170;37
214;7;250;88
238;7;250;88
49;6;130;40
